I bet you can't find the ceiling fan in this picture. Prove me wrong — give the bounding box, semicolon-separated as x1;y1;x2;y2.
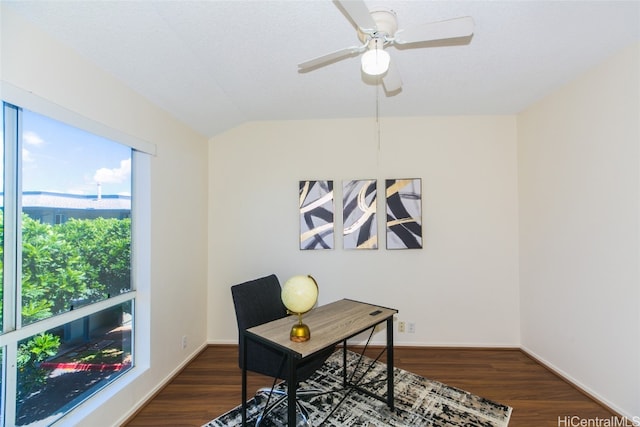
298;0;475;94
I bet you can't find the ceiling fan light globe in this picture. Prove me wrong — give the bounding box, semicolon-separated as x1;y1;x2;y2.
361;49;390;76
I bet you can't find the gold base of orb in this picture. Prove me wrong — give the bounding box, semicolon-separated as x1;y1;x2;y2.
290;322;310;342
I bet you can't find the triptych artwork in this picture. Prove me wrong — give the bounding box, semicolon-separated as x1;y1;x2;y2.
299;179;422;250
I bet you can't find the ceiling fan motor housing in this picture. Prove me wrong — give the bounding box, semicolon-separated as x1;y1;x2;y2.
357;8;398;45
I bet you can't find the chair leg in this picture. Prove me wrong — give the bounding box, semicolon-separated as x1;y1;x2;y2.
257;387;286;396
255;388;286;427
254;388;314;427
295;399;311;426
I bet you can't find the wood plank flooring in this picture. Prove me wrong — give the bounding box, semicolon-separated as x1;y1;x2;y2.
124;345;616;427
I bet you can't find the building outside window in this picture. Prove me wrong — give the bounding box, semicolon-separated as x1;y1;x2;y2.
0;103;141;426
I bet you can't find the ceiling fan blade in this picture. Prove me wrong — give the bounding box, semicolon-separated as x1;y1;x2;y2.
335;0;377;33
394;16;474;45
382;60;402;93
298;44;366;71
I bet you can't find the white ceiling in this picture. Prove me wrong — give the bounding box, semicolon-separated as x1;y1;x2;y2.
5;0;640;138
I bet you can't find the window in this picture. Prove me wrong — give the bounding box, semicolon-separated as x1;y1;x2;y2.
1;102;144;426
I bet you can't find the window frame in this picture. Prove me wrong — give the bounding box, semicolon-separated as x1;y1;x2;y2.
0;92;152;426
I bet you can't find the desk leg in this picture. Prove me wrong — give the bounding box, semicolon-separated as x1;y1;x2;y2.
386;317;395;410
288;354;297;426
342;340;347;388
241;333;248;427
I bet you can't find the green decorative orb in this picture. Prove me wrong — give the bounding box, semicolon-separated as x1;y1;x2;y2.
281;275;318;314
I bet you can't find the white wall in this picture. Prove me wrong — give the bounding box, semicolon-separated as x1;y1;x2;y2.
1;7;209;426
208;116;520;347
518;43;640;418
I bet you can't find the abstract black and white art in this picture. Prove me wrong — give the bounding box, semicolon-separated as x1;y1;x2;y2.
343;179;377;249
386;178;423;249
299;180;334;250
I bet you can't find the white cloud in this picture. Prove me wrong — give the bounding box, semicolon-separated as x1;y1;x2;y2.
22;132;43;163
23;131;44;146
93;158;131;184
22;148;34;162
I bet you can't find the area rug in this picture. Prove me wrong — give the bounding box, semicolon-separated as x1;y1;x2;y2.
204;350;512;427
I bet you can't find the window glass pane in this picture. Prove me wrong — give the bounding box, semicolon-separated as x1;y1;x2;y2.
21;110;131;326
16;301;132;426
1;109;4;334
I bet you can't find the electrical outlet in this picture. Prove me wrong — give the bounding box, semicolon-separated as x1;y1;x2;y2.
408;322;416;334
181;335;187;349
398;321;406;333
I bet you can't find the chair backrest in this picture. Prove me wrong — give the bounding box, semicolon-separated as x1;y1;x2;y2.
231;274;288;376
231;274;287;330
231;273;335;382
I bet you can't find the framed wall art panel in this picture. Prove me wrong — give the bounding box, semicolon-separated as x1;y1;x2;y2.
385;178;423;249
343;179;377;249
299;180;334;250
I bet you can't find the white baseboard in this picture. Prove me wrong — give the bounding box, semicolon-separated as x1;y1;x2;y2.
207;338;237;345
208;339;520;348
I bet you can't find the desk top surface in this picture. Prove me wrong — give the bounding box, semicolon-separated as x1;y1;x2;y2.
246;299;397;358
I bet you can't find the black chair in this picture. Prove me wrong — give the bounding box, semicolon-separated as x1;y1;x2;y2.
231;274;335;426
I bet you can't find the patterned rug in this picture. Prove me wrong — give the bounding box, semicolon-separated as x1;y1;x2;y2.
205;350;511;426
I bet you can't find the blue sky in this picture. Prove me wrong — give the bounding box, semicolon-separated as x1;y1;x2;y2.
20;109;132;196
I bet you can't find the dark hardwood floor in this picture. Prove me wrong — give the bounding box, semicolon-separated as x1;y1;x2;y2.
124;345;616;427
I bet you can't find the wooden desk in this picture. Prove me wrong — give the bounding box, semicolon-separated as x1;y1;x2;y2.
241;299;398;426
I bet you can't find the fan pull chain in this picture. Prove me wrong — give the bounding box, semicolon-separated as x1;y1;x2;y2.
376;79;381;169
